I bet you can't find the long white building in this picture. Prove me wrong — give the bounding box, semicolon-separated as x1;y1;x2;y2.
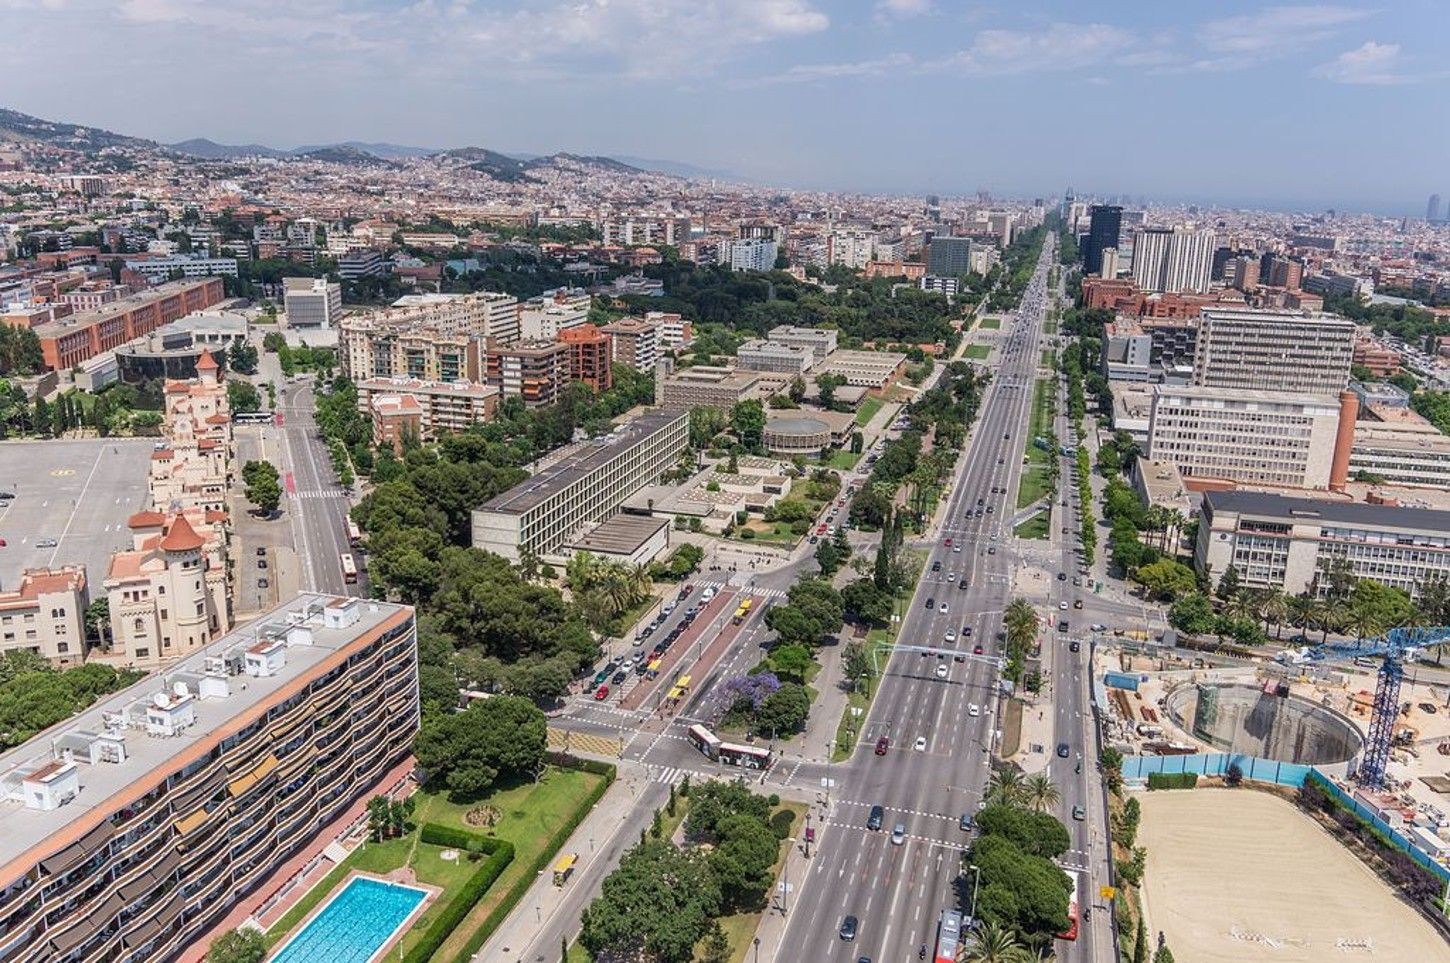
1192;309;1355;395
1130;227;1214;294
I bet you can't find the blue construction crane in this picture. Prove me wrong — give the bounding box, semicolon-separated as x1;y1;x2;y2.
1289;626;1450;790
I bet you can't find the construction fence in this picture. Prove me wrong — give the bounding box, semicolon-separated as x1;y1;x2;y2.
1306;770;1450;888
1121;752;1315;788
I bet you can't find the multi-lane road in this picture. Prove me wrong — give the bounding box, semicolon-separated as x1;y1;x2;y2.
770;236;1062;961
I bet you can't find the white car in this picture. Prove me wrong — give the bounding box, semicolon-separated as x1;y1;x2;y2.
968;703;980;718
939;602;949;613
947;572;957;582
935;664;948;679
952;544;961;553
914;736;927;752
944;629;957;643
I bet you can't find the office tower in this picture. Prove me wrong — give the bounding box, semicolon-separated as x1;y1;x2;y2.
927;237;973;277
723;238;778;272
1192;309;1355;394
1130;227;1214;294
1083;205;1122;276
1429;194;1443;224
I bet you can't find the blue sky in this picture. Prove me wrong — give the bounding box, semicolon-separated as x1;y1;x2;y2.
5;0;1447;211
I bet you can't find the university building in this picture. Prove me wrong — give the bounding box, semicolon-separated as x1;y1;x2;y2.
0;595;418;963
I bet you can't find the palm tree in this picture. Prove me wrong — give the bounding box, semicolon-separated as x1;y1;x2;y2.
985;768;1026;808
1022;772;1061;813
1286;593;1315;638
1260;589;1289;639
1224;590;1256;624
1344;602;1383;643
962;921;1031;962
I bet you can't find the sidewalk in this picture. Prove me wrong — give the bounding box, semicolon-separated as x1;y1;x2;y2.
752;797;829;963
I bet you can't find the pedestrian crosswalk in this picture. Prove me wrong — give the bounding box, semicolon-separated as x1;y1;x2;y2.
292;489;347;499
694;579;788;600
647;765;685;785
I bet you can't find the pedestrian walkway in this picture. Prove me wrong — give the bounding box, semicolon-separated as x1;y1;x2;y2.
548;728;623;758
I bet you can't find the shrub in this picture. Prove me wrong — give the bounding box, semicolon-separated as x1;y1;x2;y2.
403;826;513;963
1146;771;1198;791
769;809;796;841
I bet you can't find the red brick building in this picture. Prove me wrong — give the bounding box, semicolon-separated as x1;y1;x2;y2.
28;277;224;371
558;323;613;392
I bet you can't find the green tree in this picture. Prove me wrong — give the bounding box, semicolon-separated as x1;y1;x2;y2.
227;339;259;375
412;694;547;797
708;813;779;909
754;681;809;736
241;459;281;515
1021;772;1061;814
814;537;842;576
765;643;813;683
579;839;721;963
227;379;262;414
1168;593;1216;636
730;399;766;450
205;929;266;963
699;922;730;963
841;578;893;625
973;804;1070;859
1134;558;1197;601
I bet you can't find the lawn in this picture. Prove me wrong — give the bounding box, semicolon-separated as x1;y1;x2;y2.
821;448;861;470
1041;349;1055;369
1014;509;1050;540
733;519;804;545
1016;463;1054;510
266;766;607;960
1042;319;1058;335
832;629;895;762
963;344;991;360
978;317;1002;330
853;396;884;427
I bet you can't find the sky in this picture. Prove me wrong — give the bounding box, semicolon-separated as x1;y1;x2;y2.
4;0;1448;212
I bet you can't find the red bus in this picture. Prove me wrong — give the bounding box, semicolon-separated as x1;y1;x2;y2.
345;518;362;548
1057;869;1081;941
340;553;358;584
933;909;963;963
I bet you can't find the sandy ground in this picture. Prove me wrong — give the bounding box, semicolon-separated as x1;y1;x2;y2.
1137;788;1450;962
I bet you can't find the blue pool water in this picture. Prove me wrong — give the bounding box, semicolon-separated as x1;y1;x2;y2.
271;875;427;963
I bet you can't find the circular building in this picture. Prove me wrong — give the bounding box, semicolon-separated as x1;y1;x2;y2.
763;415;832;456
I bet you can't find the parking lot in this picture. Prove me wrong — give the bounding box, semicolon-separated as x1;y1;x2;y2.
0;439;155;590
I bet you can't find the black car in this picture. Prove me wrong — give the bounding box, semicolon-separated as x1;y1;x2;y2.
840;916;859;942
1069;640;1081;652
611;670;628;685
931;561;942;572
867;805;884;831
1056;743;1070;758
924;597;935;610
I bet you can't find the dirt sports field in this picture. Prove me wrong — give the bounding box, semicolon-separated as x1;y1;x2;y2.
1137;789;1449;962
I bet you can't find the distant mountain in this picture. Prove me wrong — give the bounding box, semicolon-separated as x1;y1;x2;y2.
432;147;535;183
0;106;153;151
293;140;435;160
295;145;395;167
613;155;731;179
169;137;288;160
546;152;643;174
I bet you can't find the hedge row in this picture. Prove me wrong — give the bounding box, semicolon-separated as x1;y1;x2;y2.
449;756;617;963
1146;771;1198;791
402;825;514;963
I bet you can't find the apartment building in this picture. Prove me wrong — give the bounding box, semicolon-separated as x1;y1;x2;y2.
518;288;590;341
472;409;688;561
377;292;519;340
29;278;224;371
814;349;908;391
483;340;569;408
723;239;777;273
1195;490;1450;601
357;377;500;443
926;237;972;277
339;320;480;384
601;318;659;370
370;393;424;453
737;339;813;374
1130;227;1214;294
655;364;761;408
919;276;959;295
641;312;692;349
0;567;87;665
338;248;388;279
558;324;613;392
122;257;239;283
103;512;231;669
1349;426;1450;489
1192;309;1355;394
0;595;418;963
766;325;839;358
1146;386;1346;490
1352;339;1402;377
601;216;691;247
282;278;342;329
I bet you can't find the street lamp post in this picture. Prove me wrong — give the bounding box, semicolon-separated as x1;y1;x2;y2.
968;863;982;923
753;937;761;963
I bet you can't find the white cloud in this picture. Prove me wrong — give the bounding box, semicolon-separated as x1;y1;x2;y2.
1314;40;1431;84
875;0;930;18
933;22;1146;75
1199;4;1371;61
746;53;914;85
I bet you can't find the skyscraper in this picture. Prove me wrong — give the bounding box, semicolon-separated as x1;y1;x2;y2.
1429;194;1443;224
1130;226;1214;294
1083;205;1122;276
927;236;972;277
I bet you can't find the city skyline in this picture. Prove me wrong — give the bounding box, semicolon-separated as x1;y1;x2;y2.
5;0;1448;212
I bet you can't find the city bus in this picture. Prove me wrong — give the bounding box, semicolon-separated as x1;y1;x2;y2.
687;724;723;760
717;741;772;770
340;553;358;584
732;598;754;625
1057;869;1081;941
933;909;963;963
234;411;273;424
345;518;362;548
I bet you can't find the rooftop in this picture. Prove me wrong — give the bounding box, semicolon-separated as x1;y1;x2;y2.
32;279;219;339
0;594;412;884
479;408;687;516
568;513;669;556
1205;489;1450;534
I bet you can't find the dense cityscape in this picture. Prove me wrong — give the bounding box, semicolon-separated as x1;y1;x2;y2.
3;6;1450;962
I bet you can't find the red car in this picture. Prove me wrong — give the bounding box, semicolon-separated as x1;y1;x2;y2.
944;537;952;546
973;644;984;655
874;736;890;755
594;685;610;701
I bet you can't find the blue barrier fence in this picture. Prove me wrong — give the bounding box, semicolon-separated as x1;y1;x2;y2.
1121;752;1314;787
1306;770;1450;886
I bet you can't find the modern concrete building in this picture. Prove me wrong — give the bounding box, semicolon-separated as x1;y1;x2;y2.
737;339;814;374
601;216;691;247
1192;309;1355;395
1130;227;1214;294
282;278;342;329
373;291;519;340
483;340;569;408
766;325;839;358
0;567;88;665
518;288;590;341
558;323;613;392
643;311;693;349
926;237;972;277
472;409;688;561
763;411;855;455
1147;386;1346;490
122;257;239;282
814;349;908;391
566;514;671;567
723;238;777;273
337;247;388;279
1195;490;1450;601
1083;205;1122;276
1349;427;1450;489
1102;320;1154;381
655;363;761;408
601;318;660;370
0;594;418;963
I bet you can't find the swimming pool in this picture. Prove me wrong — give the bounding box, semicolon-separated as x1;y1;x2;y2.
270;875;428;963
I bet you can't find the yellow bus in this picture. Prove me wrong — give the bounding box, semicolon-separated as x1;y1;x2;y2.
553;853;578;886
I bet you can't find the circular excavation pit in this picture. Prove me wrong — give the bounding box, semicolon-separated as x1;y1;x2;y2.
1164;682;1361;766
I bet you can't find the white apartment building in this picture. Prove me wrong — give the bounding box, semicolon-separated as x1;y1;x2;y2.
601;318;660;370
1192;309;1355;395
767;325;839;357
123;256;239;282
282;277;342;329
472;409;688;561
519;288;590;340
382;291;520;341
1349;426;1450;489
723;239;778;273
601;216;691;247
0;567;87;665
1147;385;1342;489
643;311;693;349
737;339;814;374
826;230;877;270
1196;489;1450;601
1130;227;1214;294
356;377;500;439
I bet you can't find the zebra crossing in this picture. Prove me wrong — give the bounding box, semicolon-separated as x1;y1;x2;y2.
292;489;347;499
693;579;788;600
646;764;687;785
